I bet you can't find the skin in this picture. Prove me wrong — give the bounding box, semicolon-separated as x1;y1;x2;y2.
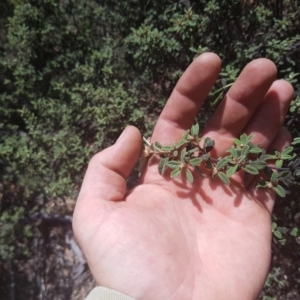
73;53;294;300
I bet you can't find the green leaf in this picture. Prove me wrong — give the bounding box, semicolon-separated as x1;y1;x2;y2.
161;146;174;152
271;171;280;183
185;169;194;183
273;185;286;198
158;158;164;175
260;153;277;160
189;157;202;166
166;160;181;169
154;141;162;148
203;137;215;152
240;133;253;144
216;158;229;169
202;153;210;161
170;167;181;178
249;160;266;170
249;147;262;154
218;172;230;185
241;144;250;156
188;148;199;155
158;157;169;175
281;154;293;160
191;123;199;136
173;150;179;157
175;139;188;149
180;148;187;162
182;130;189;140
233;138;242;147
274;230;283;239
282;146;294;156
274;150;281;157
226;164;238;177
238;155;246;163
275;159;283;168
291;137;300;145
227;146;238;158
244;165;259;175
239;133;248;143
290;228;298;237
279;239;286;245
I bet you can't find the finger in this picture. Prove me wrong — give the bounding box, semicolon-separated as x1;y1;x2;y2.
249;127;292;214
232;80;293;188
202;58;277;156
151;52;221;144
243;79;294;148
73;126;142;234
77;126;141;202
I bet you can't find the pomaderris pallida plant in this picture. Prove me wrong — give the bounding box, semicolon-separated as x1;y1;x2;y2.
139;123;300;197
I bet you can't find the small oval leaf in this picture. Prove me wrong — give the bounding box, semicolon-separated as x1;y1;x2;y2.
166;160;181;169
228;146;238;158
249;160;266;170
244;165;259;175
158;157;169;175
189;157;202;166
180;148;187;162
218;172;230;185
241;145;250;156
273;185;286;198
249;147;262;154
170;167;182;179
204;137;215;152
185;169;194;183
233;138;242;146
155;141;162;148
176;139;188;149
274;230;283;239
282;146;293;156
275;159;283;168
191;123;200;137
161;146;174;151
217;158;229;169
226;164;238;177
238;155;246;163
290;228;298;237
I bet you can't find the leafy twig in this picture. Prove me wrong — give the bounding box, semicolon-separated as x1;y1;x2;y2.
139;124;300;197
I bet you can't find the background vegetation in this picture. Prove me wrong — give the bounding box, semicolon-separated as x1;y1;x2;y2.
0;0;299;299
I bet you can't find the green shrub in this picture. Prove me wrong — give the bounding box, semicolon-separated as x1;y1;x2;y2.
0;0;299;298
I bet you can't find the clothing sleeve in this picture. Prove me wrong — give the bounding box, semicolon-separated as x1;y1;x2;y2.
85;287;136;300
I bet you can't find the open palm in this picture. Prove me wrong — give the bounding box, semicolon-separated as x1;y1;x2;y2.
73;53;294;300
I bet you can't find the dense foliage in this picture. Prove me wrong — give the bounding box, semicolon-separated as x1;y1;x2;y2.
0;0;299;299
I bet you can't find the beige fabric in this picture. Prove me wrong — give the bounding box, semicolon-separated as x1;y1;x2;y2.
85;287;136;300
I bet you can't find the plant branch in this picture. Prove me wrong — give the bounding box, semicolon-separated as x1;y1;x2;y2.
139;125;300;198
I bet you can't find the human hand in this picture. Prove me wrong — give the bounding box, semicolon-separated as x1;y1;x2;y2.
73;53;294;300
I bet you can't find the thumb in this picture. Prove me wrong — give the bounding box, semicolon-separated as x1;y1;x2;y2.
73;126;142;227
